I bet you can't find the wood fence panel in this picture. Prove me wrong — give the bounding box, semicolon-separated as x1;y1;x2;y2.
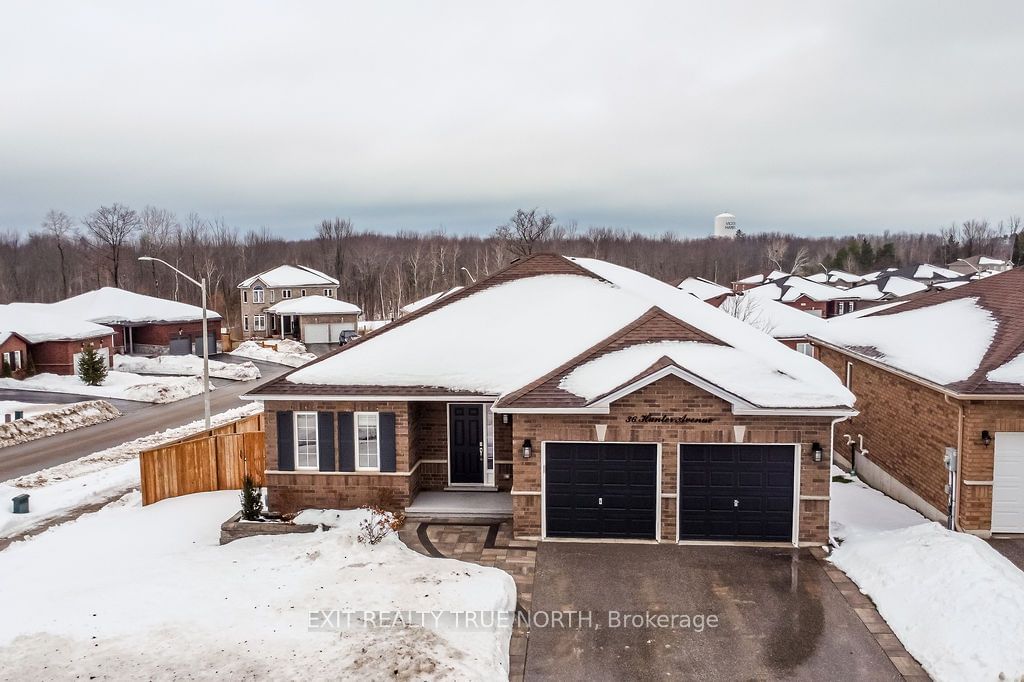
214;432;266;490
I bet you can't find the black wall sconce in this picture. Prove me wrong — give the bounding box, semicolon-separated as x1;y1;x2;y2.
521;439;533;458
981;430;992;447
811;442;823;462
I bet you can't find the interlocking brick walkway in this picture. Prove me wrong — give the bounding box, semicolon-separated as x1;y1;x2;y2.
399;521;536;681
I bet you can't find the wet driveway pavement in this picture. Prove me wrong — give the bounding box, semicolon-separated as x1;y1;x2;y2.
524;542;903;680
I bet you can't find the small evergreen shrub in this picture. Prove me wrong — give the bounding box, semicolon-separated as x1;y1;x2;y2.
240;474;264;521
77;344;108;386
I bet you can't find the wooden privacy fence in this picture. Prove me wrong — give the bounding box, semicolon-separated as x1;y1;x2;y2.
139;413;266;506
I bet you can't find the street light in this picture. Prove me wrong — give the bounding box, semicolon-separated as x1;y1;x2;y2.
138;256;211;430
460;266;477;283
954;258;981;274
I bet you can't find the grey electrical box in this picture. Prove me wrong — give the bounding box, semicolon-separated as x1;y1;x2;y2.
943;447;957;472
12;494;29;514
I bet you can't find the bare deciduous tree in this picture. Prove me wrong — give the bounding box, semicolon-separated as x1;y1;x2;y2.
316;217;354;284
40;209;76;298
82;203;141;287
721;295;776;334
495;208;556;256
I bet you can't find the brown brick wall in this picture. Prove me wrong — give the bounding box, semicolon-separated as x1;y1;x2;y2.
1;335;29;378
960;401;1024;531
30;335;114;375
510;375;833;544
132;321;210;346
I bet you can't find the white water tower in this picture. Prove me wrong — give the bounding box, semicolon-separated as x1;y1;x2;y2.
713;212;737;239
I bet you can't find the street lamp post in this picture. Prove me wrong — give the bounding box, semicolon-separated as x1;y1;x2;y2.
139;256;211;430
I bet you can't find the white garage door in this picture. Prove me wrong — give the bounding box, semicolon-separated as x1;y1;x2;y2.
329;322;356;339
993;433;1024;533
302;323;331;344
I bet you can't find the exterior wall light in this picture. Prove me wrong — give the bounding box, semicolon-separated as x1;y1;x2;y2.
501;414;510;425
981;430;992;447
522;439;533;458
811;442;823;462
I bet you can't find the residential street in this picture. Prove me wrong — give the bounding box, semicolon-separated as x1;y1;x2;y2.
0;358;287;481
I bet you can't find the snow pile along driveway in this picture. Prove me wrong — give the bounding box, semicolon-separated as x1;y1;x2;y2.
0;400;121;448
0;493;516;679
114;354;260;381
230;339;317;367
0;371;210;403
829;469;1024;681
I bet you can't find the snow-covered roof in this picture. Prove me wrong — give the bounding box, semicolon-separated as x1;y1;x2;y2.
720;295;827;339
49;287;222;325
266;295;361;316
399;287;464;315
911;264;961;280
238;265;339;289
0;303;114;343
813;268;1024;394
676;277;731;301
845;276;928;301
734;270;790;285
746;276;852;303
254;254;854;411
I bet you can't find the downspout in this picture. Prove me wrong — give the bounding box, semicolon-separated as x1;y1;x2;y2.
829;415;852;472
945;394;965;532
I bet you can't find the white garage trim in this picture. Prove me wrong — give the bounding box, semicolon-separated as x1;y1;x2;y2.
540;440;662;543
675;442;801;548
993;433;1024;533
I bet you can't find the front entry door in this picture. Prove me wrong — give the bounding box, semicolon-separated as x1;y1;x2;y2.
449;404;484;484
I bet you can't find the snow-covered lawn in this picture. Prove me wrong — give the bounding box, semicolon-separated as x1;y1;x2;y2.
0;404;261;539
230;339;317;367
829;467;1024;681
0;371;210;403
113;354;260;381
0;493;515;679
0;400;121;448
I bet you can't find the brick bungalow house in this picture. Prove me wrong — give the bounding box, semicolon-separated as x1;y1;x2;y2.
265;295;361;345
48;287;222;355
0;331;30;377
244;254;855;545
812;268;1024;535
237;265;340;339
745;275;864;318
0;303;114;375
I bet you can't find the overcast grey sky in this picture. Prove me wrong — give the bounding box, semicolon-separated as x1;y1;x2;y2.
2;1;1022;237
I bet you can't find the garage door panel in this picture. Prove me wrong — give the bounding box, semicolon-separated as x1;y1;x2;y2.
993;433;1024;533
545;442;657;540
679;444;795;542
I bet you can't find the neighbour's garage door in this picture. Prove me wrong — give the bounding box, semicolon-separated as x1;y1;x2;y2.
329;322;356;339
303;323;331;344
168;338;191;355
993;433;1024;533
545;442;658;540
678;444;795;542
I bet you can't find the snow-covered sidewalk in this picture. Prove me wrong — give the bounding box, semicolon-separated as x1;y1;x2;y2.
829;467;1024;681
0;493;515;679
230;339;317;367
114;354;260;381
0;371;211;403
0;404;261;539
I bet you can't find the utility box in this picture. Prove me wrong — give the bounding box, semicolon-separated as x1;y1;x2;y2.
12;494;29;514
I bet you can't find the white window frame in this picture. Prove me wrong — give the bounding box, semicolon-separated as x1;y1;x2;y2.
354;411;381;471
243;315;249;333
300;288;307;297
294;412;320;470
252;286;265;304
254;314;266;331
837;301;845;315
324;288;333;297
269;290;276;303
282;289;292;299
271;315;277;331
796;342;814;357
242;290;248;303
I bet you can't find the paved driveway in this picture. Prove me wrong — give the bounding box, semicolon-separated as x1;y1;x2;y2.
525;542;901;680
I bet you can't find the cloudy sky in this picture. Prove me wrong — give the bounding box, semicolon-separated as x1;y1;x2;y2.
2;2;1021;237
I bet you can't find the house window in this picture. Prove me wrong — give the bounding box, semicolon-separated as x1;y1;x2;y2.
243;316;249;333
849;301;856;312
300;289;307;297
796;342;814;357
270;290;276;303
254;315;266;331
242;291;248;303
282;289;292;299
11;351;21;369
837;302;846;315
252;286;265;304
845;362;854;389
271;315;277;331
355;412;380;470
324;289;333;297
294;412;319;469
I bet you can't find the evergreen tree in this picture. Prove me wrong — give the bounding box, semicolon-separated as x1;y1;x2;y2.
240;474;263;520
857;238;875;270
1012;233;1021;266
77;344;108;386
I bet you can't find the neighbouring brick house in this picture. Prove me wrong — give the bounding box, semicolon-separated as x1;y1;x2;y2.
0;303;114;375
237;265;340;339
813;268;1024;536
265;295;361;345
244;254;855;545
0;331;30;378
48;287;222;355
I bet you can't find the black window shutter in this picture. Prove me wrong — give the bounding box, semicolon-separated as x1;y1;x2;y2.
317;412;336;472
276;411;294;471
379;412;397;473
338;412;355;472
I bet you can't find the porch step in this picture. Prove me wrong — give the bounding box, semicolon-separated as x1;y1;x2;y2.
443;485;499;493
405;491;513;523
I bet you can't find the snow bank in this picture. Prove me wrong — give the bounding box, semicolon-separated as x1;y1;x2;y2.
829;467;1024;681
114;354;260;381
0;400;121;448
0;371;210;403
231;340;316;367
818;297;997;385
0;403;261;538
0;493;516;679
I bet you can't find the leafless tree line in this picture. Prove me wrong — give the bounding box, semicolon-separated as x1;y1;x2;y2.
2;205;1018;336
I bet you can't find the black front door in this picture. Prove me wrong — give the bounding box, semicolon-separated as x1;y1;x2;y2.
678;444;795;542
449;404;484;484
545;442;658;539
